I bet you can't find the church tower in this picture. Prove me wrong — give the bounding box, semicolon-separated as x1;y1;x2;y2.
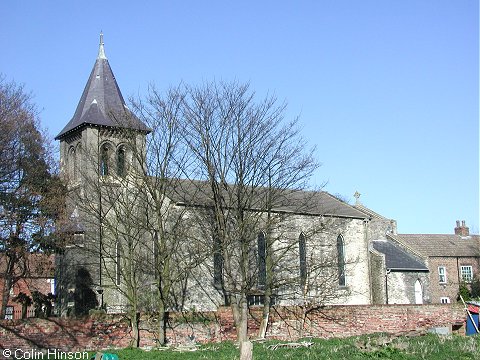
55;34;150;315
55;33;149;182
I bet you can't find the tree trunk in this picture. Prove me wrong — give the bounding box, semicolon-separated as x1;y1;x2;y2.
0;256;16;319
0;272;13;320
258;288;271;339
299;306;306;338
258;225;273;339
232;294;252;360
240;340;253;360
233;296;249;343
21;303;28;319
157;300;167;346
131;311;140;348
258;312;269;339
0;277;12;319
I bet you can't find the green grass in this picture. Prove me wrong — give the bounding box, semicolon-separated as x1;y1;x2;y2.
87;334;480;360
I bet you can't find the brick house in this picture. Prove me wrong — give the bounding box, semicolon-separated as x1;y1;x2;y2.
394;221;480;304
0;254;55;319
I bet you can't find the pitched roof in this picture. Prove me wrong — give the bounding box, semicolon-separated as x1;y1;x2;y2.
395;233;480;258
55;34;150;140
354;203;389;220
165;178;368;218
372;239;428;271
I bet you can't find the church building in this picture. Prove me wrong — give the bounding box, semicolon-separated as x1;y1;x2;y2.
54;35;433;316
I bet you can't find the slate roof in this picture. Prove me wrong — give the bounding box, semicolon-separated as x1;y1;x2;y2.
55;35;149;140
394;234;480;258
372;239;428;271
165;178;368;218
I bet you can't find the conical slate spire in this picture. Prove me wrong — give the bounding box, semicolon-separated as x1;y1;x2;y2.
55;34;149;140
98;32;107;60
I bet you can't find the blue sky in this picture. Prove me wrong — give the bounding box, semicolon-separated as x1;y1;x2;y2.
1;1;478;234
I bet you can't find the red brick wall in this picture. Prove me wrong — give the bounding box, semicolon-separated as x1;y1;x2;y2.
428;256;480;304
262;304;465;339
0;304;465;352
0;317;133;351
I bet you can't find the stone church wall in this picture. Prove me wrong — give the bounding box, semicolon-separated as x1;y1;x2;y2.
386;271;430;304
368;216;397;240
175;214;372;312
369;249;386;304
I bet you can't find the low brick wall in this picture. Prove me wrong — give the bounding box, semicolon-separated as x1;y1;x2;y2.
0;317;133;352
264;304;465;339
0;304;465;352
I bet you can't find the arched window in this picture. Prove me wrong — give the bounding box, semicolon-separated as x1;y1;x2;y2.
100;144;111;176
115;241;121;286
75;143;82;181
116;146;126;177
257;232;266;288
337;235;346;286
68;147;76;181
414;279;423;304
299;233;307;289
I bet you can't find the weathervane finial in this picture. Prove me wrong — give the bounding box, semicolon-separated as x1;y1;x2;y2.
98;31;107;59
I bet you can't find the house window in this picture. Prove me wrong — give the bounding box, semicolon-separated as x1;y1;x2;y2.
48;278;56;295
247;294;265;306
337;235;346;286
438;266;447;283
440;297;450;304
4;306;14;320
460;265;473;282
299;233;307;289
257;232;266;288
247;294;277;306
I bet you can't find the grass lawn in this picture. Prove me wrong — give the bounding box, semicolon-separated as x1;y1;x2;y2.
90;333;480;360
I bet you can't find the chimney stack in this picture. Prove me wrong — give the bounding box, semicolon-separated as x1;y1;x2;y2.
454;220;469;236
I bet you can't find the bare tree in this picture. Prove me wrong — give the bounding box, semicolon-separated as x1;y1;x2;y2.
70;86;202;347
128;86;205;346
275;214;362;337
62;79;365;353
0;76;64;319
179;81;319;355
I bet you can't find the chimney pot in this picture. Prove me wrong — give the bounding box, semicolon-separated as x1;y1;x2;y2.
454;220;469;237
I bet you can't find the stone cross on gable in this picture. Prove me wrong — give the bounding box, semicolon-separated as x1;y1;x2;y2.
354;191;361;205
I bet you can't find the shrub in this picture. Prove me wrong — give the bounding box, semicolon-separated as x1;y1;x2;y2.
457;282;471;302
470;276;480;299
